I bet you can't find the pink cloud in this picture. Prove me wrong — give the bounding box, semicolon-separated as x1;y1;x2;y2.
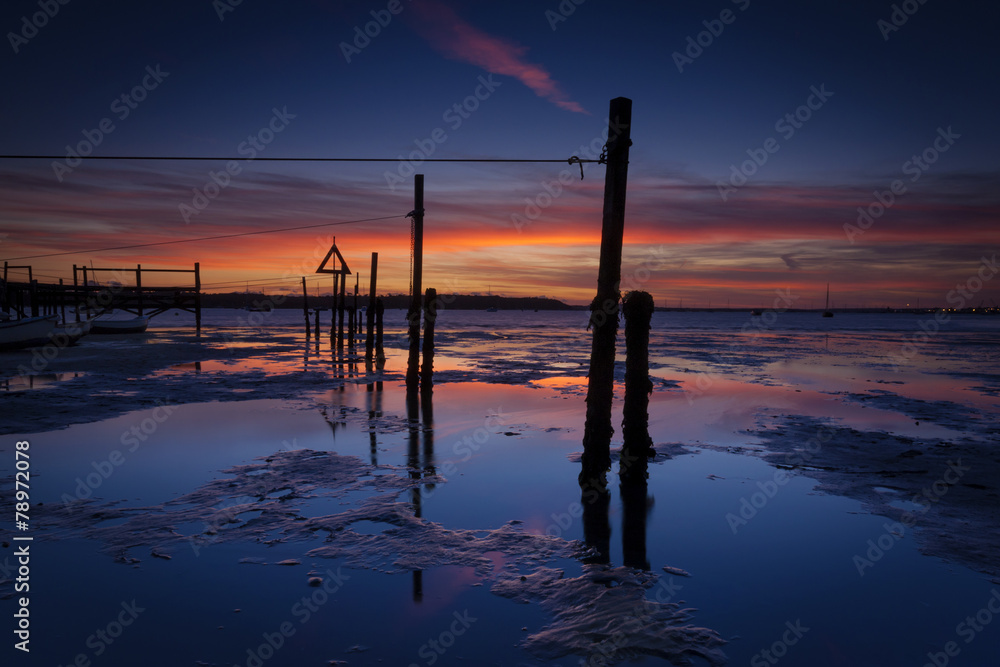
411;0;587;114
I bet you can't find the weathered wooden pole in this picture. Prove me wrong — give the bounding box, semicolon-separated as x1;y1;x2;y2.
406;175;425;390
366;252;378;362
194;262;202;335
136;264;143;316
375;296;385;366
350;272;358;349
620;290;654;483
301;277;310;338
337;269;346;350
421;287;437;393
330;272;338;338
581;97;633;479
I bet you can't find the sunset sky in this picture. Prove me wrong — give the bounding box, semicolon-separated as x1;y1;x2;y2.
1;0;997;307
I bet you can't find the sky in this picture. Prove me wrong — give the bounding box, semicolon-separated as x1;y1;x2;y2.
1;0;998;308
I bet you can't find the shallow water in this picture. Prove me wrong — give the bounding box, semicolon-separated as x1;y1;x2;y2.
2;309;999;665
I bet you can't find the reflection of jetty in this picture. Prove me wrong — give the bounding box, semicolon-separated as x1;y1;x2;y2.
1;262;202;332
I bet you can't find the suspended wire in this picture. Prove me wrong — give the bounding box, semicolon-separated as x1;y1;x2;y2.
0;214;404;261
0;155;602;164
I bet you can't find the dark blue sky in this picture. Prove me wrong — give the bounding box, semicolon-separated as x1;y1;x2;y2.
2;0;998;306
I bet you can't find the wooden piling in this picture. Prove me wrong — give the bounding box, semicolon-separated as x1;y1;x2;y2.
301;277;310;338
337;271;346;350
350;273;358;350
366;252;378;362
375;296;385;367
620;290;654;483
194;262;202;335
406;174;424;390
421;287;437;393
581;97;633;479
136;264;143;316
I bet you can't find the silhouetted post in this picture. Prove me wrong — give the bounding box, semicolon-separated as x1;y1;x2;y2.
366;252;378;362
581;480;611;564
406;175;425;390
337;269;346;350
59;279;65;323
421;287;437;393
375;296;385;367
136;264;143;316
194;262;202;335
582;97;633;479
621;290;654;482
301;277;310;338
349;273;358;350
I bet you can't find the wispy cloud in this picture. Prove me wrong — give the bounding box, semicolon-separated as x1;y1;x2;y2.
410;0;587;114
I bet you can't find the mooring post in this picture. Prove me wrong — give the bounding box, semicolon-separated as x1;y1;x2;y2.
421;287;437;393
337;270;346;350
375;296;385;367
581;97;633;479
194;262;202;335
136;264;143;316
301;277;310;338
366;252;378;362
350;273;358;349
621;290;654;483
406;174;424;390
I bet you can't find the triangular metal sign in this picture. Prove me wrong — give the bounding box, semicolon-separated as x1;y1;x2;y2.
316;241;351;275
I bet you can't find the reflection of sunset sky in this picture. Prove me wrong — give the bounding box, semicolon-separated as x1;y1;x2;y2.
2;1;997;307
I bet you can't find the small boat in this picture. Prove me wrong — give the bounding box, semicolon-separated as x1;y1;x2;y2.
822;284;834;318
485;306;498;313
50;319;92;346
91;315;150;334
0;315;58;350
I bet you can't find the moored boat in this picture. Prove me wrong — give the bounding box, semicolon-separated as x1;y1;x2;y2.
91;315;150;334
0;315;59;350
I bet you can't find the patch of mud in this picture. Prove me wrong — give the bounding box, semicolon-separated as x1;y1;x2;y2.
492;565;726;665
749;415;1000;578
839;390;987;433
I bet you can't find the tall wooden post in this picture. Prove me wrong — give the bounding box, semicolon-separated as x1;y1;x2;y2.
194;262;202;334
366;252;378;362
581;97;633;479
136;264;143;316
421;287;437;393
620;290;654;483
337;271;346;350
375;296;385;366
302;277;310;338
350;273;358;349
406;174;424;390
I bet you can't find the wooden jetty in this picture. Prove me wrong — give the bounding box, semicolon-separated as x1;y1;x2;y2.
1;262;202;333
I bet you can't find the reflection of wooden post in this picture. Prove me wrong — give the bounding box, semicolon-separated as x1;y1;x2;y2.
366;253;378;362
582;97;632;479
621;290;654;482
406;174;424;390
421;288;437;393
337;269;346;350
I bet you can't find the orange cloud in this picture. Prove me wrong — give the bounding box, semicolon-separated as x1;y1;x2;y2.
411;0;587;114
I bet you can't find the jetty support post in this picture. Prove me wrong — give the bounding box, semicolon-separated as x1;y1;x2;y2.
366;252;378;363
302;277;310;338
581;97;633;480
620;290;654;483
406;174;424;391
194;262;202;335
421;287;437;394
